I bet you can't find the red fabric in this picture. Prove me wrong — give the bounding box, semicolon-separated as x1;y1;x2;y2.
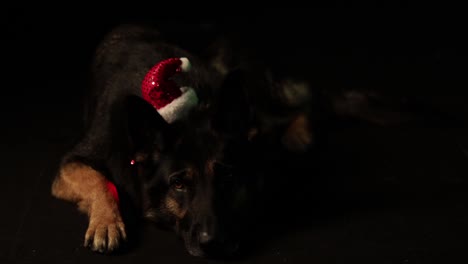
141;58;183;109
106;181;119;205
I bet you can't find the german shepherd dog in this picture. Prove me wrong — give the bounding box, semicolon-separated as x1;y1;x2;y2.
51;22;412;258
50;23;318;258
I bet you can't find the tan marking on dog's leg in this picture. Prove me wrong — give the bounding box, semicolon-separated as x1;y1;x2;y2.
165;197;187;219
282;113;313;153
51;162;126;253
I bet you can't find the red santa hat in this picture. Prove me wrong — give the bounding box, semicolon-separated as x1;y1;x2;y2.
141;57;198;123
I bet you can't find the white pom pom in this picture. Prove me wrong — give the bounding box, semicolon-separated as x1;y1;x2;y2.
180;57;191;72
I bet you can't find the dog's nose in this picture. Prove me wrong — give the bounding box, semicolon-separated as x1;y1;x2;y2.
199;231;213;245
196;215;216;245
198;231;240;258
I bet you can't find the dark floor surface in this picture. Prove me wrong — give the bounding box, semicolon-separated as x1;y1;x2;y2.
2;7;468;264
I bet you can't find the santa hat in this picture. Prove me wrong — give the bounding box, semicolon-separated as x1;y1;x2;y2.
141;57;198;123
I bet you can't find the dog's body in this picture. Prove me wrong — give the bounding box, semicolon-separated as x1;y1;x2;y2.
51;24;315;257
51;22;420;258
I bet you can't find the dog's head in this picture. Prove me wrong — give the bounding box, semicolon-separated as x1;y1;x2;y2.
127;68;264;258
143;122;253;258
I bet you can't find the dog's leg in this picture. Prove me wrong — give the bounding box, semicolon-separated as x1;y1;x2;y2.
51;161;126;252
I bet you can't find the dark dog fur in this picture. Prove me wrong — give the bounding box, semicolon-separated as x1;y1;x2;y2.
50;21;422;258
51;23;317;258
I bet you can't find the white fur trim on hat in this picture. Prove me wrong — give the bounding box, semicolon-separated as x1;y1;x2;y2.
157;87;198;123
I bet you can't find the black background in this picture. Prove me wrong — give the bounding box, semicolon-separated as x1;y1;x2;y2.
2;6;468;264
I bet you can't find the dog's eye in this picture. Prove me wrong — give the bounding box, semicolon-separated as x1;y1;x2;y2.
170;177;185;191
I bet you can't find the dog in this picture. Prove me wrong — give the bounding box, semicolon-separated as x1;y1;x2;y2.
50;20;423;258
50;23;316;258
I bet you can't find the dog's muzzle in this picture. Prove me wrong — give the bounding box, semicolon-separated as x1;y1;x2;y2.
180;216;240;258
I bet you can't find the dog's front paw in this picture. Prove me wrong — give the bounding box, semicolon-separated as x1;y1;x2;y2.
84;209;126;253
